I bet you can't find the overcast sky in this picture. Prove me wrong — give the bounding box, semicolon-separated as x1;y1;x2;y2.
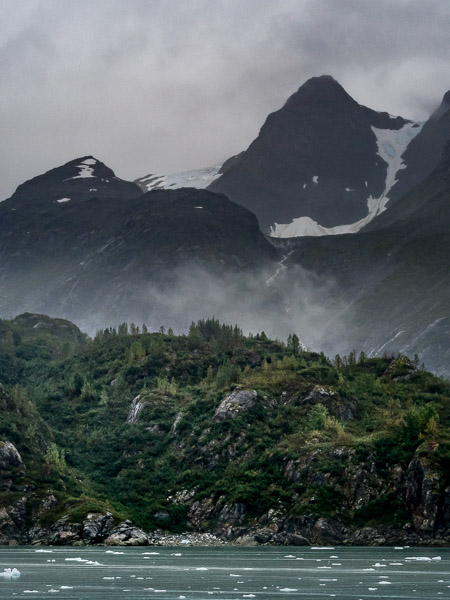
1;0;449;199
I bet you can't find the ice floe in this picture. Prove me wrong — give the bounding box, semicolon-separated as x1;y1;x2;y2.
0;567;20;577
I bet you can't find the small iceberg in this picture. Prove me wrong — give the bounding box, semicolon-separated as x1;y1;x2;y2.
0;568;21;578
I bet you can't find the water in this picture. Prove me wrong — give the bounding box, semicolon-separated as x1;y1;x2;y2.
1;545;449;599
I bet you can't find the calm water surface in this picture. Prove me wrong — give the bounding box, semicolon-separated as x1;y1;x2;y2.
0;545;449;599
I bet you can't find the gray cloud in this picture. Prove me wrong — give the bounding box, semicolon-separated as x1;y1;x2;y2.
0;0;449;199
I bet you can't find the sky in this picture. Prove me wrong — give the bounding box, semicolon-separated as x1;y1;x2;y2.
0;0;449;200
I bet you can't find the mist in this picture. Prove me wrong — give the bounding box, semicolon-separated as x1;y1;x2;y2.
66;260;346;356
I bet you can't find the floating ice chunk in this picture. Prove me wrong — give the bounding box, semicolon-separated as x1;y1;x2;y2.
171;553;182;556
60;587;73;589
179;596;186;599
312;176;319;184
284;555;296;558
394;546;403;550
65;557;88;562
106;550;124;554
390;562;403;566
312;546;333;550
103;577;115;580
86;560;103;565
195;567;209;571
142;552;160;555
280;588;298;592
57;198;71;203
368;588;377;591
229;574;241;577
378;581;391;585
362;568;375;571
0;568;20;578
405;556;432;561
373;563;386;567
243;595;255;598
35;549;53;553
48;590;60;593
23;592;39;594
432;556;442;561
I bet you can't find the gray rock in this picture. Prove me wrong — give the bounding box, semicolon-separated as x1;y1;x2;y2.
0;498;29;544
0;442;23;469
39;495;57;513
213;390;257;422
104;520;149;546
404;456;440;535
301;386;357;421
30;516;83;545
82;512;115;543
217;503;246;526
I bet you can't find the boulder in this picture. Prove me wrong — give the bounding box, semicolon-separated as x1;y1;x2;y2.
213;390;257;422
104;520;149;545
82;512;115;543
0;442;23;469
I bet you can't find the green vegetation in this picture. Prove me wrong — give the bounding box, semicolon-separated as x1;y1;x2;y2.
1;314;449;534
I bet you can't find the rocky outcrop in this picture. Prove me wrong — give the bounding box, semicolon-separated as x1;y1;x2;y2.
0;498;29;545
299;386;357;421
104;520;149;545
82;512;115;543
0;442;24;470
213;390;257;422
404;456;441;536
30;515;83;545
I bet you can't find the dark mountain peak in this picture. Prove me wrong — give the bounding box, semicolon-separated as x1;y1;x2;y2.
284;75;355;109
430;89;450;120
6;156;142;208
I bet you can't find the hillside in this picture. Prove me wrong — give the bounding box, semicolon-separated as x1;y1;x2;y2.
1;315;450;546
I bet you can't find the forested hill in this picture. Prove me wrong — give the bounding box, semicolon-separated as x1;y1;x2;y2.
1;313;450;546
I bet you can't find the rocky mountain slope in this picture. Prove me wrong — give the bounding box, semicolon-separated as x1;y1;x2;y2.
283;141;450;377
1;315;450;546
209;75;421;235
0;158;278;333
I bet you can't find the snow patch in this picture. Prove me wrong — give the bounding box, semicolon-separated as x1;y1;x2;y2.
270;121;423;238
137;165;221;191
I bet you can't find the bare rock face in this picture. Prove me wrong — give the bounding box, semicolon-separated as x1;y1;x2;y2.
213;390;257;422
0;498;28;545
404;456;441;536
30;516;83;545
300;386;357;421
0;442;23;469
82;512;115;543
104;520;149;546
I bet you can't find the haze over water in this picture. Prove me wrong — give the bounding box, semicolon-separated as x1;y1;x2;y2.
1;546;449;599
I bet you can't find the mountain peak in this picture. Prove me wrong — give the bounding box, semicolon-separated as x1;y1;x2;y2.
6;156;142;207
430;89;450;120
284;75;355;109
